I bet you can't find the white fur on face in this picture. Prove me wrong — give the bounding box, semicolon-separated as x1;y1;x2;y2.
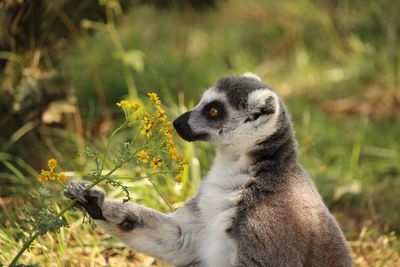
197;87;226;107
188;88;228;138
217;89;281;156
187;86;282;157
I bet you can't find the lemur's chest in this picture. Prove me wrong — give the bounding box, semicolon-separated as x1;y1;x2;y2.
197;154;250;267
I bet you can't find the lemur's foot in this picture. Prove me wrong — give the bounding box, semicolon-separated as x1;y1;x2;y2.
64;180;106;220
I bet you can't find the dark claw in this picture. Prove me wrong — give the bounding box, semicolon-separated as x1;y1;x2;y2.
63;181;89;204
63;181;106;220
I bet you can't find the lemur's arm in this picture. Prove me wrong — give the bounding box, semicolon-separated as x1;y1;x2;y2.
64;180;200;266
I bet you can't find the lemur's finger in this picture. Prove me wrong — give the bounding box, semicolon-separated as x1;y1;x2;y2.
87;186;105;204
63;180;90;204
63;180;107;220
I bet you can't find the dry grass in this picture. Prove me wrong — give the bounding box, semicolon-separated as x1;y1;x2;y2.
351;227;400;266
1;216;399;266
322;85;400;118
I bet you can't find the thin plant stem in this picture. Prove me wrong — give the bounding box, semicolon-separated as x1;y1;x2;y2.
10;100;179;265
146;176;174;212
105;7;137;98
9;145;139;266
99;121;127;176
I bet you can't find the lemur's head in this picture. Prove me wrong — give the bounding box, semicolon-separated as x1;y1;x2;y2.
173;73;286;155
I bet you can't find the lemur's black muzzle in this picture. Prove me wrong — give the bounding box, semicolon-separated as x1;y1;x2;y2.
173;111;209;142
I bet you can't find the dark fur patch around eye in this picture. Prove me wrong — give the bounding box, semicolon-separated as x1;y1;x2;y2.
118;217;139;232
244;96;276;123
202;100;226;121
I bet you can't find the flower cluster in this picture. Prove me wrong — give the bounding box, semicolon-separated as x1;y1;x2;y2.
160;122;185;182
116;92;186;182
116;99;142;112
148;92;161;105
38;159;67;183
138;92;167;138
148;92;185;180
140;112;154;138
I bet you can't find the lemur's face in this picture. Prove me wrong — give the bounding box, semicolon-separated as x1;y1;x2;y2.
173;73;281;154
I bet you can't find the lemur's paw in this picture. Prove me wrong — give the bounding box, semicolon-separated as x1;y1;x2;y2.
64;180;106;220
63;180;89;203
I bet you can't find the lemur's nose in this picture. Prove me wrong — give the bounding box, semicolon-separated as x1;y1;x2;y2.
173;111;192;140
173;111;209;142
173;111;191;130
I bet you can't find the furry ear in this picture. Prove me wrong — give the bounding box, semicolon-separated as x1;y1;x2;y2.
245;90;277;122
242;72;262;81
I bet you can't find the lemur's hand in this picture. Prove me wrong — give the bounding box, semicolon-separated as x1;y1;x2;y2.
64;180;140;232
63;180;106;220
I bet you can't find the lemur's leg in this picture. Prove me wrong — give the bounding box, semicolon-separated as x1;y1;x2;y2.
64;180;201;266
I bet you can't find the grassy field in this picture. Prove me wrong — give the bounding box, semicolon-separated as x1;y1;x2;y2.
1;0;399;266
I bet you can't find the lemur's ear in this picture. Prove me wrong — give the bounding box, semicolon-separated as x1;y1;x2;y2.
242;72;262;81
245;89;277;123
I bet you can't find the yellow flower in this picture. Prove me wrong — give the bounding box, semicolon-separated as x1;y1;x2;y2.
169;148;178;160
145;121;155;130
143;112;152;122
48;170;56;180
176;173;183;183
140;127;152;138
59;172;67;182
156;106;167;122
117;99;143;113
48;159;57;170
176;166;185;183
148;92;161;105
151;156;162;169
163;130;172;137
38;170;48;182
116;100;131;110
140;113;154;138
131;100;142;111
167;138;175;149
138;150;150;163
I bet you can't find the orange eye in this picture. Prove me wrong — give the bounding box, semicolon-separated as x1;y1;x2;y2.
209;106;219;118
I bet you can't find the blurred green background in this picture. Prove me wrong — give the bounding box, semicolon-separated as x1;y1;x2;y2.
0;0;399;266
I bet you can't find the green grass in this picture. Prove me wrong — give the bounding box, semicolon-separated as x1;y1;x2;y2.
288;98;400;233
1;98;399;266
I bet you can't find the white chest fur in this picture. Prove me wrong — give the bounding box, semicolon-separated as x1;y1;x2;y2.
198;153;250;267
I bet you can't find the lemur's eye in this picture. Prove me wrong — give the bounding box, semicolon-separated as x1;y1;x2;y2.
203;101;225;121
209;106;219;118
118;218;138;232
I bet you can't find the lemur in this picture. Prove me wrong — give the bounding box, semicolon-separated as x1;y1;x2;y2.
64;73;352;267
